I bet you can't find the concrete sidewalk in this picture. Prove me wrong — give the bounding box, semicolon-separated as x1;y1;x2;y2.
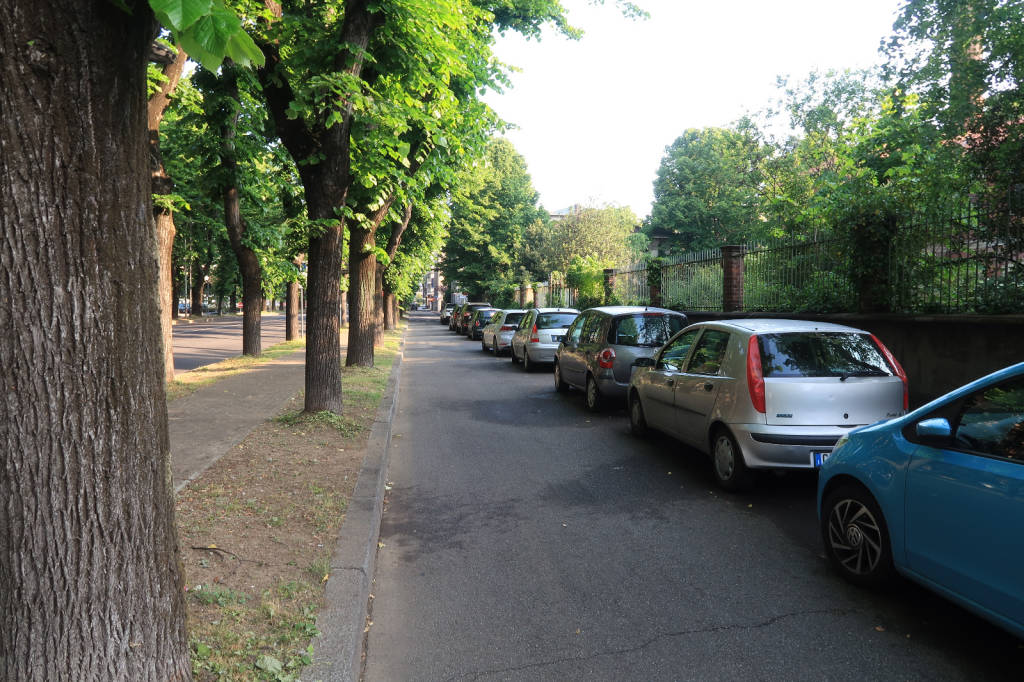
169;348;308;493
166;324;407;681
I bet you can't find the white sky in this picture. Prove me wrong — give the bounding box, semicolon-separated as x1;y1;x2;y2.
484;0;903;219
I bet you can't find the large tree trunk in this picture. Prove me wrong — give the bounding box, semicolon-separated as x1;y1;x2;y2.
148;43;187;385
255;0;383;412
287;280;301;340
384;288;398;330
0;2;190;679
381;202;413;334
347;224;378;366
373;263;386;346
217;63;262;357
190;260;207;316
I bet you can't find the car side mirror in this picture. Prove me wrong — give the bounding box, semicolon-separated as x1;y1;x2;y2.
916;417;952;439
633;357;656;368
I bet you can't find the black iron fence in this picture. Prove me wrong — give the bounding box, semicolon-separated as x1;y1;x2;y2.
612;191;1023;314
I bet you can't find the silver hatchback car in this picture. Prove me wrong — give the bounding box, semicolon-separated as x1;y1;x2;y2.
510;308;580;371
480;309;527;355
554;306;688;411
628;319;908;490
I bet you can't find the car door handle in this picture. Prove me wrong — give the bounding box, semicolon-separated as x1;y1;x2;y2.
703;382;714;392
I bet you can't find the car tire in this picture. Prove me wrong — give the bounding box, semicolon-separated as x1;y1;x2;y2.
492;340;499;356
522;350;533;372
511;345;519;364
711;428;754;491
628;390;648;437
821;484;896;587
584;375;603;412
554;361;569;393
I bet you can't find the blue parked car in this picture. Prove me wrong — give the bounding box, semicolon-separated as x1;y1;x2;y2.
818;362;1024;639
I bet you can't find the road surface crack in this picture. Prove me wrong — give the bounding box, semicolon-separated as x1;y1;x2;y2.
444;608;856;681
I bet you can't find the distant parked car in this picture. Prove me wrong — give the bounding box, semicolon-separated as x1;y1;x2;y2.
481;309;527;354
455;302;491;335
466;307;499;340
554;306;688;411
440;304;456;325
509;308;580;371
628;319;907;490
449;303;467;331
818;362;1024;640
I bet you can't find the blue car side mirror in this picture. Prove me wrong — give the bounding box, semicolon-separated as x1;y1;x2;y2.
916;417;952;438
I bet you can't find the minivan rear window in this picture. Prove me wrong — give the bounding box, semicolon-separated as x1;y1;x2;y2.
758;332;894;378
610;314;687;347
536;312;578;329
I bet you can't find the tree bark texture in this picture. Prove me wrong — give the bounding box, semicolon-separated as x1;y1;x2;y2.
0;3;189;680
347;224;378;366
149;44;187;386
217;64;262;357
286;279;300;340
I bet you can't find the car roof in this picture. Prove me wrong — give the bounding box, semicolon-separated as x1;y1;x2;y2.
689;318;869;335
584;305;685;317
528;307;580;313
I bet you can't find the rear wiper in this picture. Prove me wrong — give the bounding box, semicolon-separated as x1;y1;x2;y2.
838;369;889;381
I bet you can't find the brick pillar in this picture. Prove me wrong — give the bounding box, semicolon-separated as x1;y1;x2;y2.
603;268;615;304
523;283;534;307
722;245;744;312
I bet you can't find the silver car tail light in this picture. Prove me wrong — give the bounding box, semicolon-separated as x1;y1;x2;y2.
747;335;766;413
597;347;616;369
870;334;908;410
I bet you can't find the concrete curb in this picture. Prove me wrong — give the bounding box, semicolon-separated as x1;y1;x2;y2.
306;329;406;682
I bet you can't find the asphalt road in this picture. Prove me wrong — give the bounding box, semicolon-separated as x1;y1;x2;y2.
364;311;1024;681
172;314;290;371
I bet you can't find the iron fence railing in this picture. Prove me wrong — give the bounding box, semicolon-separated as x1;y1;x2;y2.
610;190;1022;314
660;248;722;310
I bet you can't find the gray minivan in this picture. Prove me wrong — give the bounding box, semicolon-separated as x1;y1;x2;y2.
554;306;688;411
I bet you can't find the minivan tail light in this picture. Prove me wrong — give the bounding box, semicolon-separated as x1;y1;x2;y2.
746;335;766;414
530;324;539;343
870;334;908;410
597;347;616;369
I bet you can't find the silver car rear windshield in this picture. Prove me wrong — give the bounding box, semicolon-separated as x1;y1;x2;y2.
610;314;687;347
758;332;894;378
536;312;577;328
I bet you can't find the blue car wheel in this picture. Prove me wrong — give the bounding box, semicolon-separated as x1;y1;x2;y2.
822;483;895;587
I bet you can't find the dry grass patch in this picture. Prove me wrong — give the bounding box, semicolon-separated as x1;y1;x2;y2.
176;325;403;680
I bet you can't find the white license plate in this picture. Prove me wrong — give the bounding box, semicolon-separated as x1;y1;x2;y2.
812;451;831;467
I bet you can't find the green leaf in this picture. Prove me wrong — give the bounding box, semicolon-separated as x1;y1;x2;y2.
255;655;283;674
149;0;212;32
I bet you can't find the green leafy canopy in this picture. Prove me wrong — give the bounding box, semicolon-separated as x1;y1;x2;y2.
147;0;265;70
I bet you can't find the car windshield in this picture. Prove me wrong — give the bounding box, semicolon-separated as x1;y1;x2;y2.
503;313;525;325
758;332;894;378
536;312;577;329
611;314;687;347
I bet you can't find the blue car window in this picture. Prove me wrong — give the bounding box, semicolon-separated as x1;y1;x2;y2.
955;376;1024;460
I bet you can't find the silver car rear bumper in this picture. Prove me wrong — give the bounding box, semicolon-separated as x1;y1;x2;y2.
730;423;863;469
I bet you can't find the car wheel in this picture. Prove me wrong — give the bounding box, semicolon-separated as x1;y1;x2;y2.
511;345;519;364
522;350;533;372
554;362;569;393
628;391;648;436
481;338;488;352
821;484;895;587
584;375;603;412
492;340;499;356
711;428;753;491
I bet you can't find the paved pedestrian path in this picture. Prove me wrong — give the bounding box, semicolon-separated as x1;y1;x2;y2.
168;328;348;493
